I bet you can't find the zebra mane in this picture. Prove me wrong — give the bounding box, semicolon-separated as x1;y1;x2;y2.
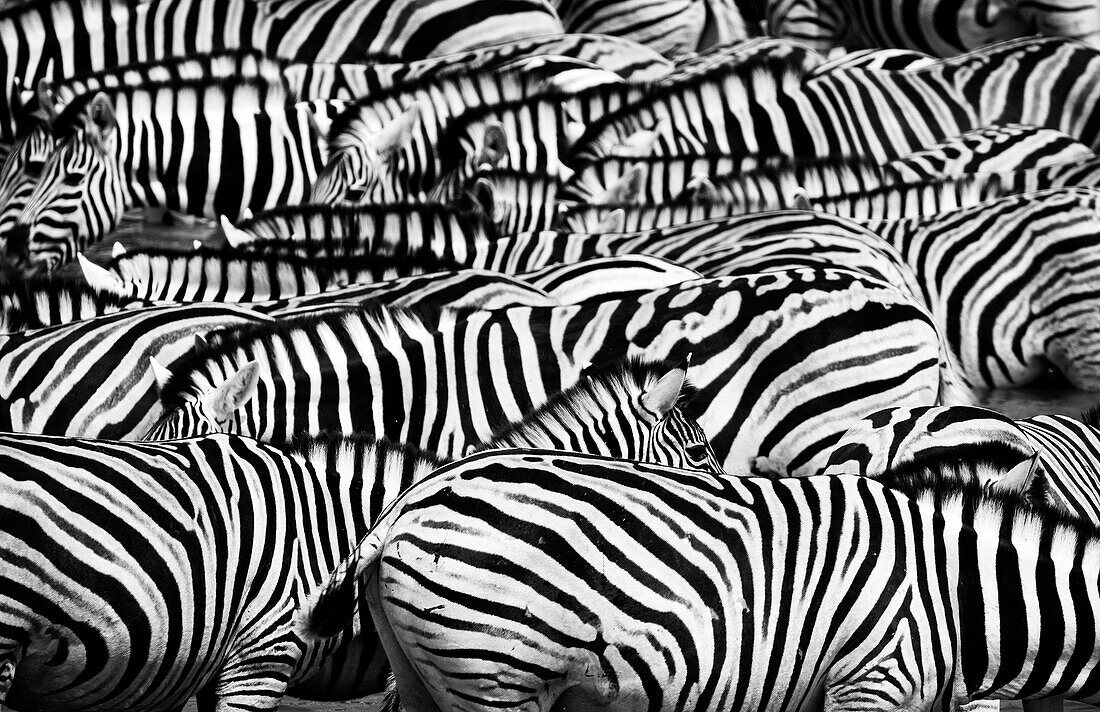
0;276;140;331
284;430;446;478
483;357;698;449
875;460;1097;537
110;244;461;276
1081;404;1100;428
157;302;449;408
716;163;1002;202
50;74;288;139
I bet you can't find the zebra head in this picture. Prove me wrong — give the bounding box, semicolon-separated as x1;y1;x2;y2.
143;360;260;440
7;92;126;275
0;79;58;264
309;103;422;205
483;359;725;474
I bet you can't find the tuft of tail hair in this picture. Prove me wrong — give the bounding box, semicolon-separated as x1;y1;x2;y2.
296;524;390;641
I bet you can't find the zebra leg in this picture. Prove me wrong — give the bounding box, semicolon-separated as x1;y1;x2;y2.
365;583;441;712
203;613;302;712
822;614;961;712
1023;699;1063;712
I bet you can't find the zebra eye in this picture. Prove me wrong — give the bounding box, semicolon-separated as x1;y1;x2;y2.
686;443;710;461
62;172;84;186
344;187;366;201
24;160;43;179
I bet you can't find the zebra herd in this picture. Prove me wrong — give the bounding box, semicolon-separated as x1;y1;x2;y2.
10;0;1100;710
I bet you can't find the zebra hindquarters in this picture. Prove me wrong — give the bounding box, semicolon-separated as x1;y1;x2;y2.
364;486;675;712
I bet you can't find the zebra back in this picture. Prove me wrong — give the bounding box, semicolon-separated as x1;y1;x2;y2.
864;187;1100;388
107;245;460;303
146;270;957;475
256;0;564;62
283;33;671;102
0;276;147;332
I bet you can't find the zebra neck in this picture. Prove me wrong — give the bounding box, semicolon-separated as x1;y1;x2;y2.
952;499;1100;702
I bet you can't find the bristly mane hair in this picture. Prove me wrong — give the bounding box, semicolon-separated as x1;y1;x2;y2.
876;460;1098;537
284;430;446;472
1081;403;1100;429
109;244;461;275
483;357;697;446
0;276;141;331
236;200;487;231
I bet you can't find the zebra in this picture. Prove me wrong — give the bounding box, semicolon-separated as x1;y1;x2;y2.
766;0;1100;56
101;242;692;306
302;449;1100;712
862;187;1100;389
0;51;292;262
222;204;923;299
0;0;267;142
0;366;721;712
6;72;329;274
517;254;700;303
289;357;722;698
0;276;149;332
101;244;460;303
146;269;968;476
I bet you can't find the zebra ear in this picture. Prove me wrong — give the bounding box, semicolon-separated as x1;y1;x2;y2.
595;208;626;233
789;187;812;210
205;361;261;421
995;453;1041;495
471;177;495;220
476;122;508;168
35;78;58;124
77;254;127;294
685;174;719;203
220;215;252;249
376;103;420;161
149;357;172;393
641;366;687;418
87;93;117;152
602;163;646;203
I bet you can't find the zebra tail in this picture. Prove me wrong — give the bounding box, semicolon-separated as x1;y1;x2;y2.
296;502;403;641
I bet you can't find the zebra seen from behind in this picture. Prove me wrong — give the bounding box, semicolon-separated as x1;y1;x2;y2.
303;449;1100;712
